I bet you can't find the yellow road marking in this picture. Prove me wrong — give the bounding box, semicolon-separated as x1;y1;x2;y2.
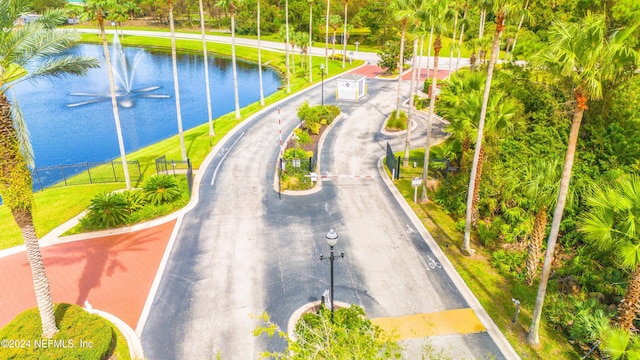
371;308;486;340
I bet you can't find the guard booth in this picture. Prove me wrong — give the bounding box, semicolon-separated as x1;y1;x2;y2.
336;74;367;102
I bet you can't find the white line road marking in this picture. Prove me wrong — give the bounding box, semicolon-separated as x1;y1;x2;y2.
211;132;245;186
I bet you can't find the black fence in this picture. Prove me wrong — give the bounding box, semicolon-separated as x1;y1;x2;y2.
384;142;459;180
386;142;399;179
31;160;142;192
156;156;193;194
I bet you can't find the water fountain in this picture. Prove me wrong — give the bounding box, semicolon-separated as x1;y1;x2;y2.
67;34;170;108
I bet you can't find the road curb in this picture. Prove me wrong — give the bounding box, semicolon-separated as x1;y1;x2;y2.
376;157;520;359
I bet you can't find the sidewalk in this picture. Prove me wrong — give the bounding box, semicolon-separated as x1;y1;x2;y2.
0;219;176;330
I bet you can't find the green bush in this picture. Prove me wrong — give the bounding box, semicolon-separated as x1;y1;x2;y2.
490;249;526;282
0;303;129;360
293;128;312;145
283;148;313;160
385;111;407;131
414;95;429;110
142;174;181;205
297;101;341;135
569;309;611;345
121;189;147;212
256;305;401;359
83;192;130;229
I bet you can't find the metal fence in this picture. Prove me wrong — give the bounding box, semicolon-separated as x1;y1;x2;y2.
384;142;459;180
155;156;193;194
31;160;141;192
385;142;399;179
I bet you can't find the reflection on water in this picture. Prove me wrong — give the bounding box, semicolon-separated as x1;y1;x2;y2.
12;44;281;170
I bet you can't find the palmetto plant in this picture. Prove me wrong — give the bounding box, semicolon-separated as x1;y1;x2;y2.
580;175;640;332
85;192;130;228
0;0;99;338
143;175;182;205
603;327;640;360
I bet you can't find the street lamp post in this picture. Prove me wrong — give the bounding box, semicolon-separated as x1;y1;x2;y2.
355;41;360;60
320;229;343;323
319;63;325;106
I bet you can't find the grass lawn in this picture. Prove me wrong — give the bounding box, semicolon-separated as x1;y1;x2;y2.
389;149;580;359
0;303;130;360
0;184;125;249
0;31;361;251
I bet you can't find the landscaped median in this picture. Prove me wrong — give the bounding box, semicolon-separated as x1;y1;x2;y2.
278;101;341;192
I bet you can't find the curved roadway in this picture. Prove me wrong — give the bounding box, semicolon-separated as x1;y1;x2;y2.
139;76;517;359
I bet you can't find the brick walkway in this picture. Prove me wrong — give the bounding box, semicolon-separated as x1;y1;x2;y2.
0;219;176;330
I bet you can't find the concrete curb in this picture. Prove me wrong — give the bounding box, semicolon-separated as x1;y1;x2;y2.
376;157;520;359
286;300;352;341
87;307;144;360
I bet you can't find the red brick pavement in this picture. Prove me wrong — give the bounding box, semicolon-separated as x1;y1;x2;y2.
0;219;176;330
350;65;450;81
402;68;450;82
350;64;386;78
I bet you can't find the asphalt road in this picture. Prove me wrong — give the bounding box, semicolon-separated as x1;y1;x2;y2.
140;77;516;359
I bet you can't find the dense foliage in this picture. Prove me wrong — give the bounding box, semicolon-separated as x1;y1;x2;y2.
431;60;640;353
255;305;401;359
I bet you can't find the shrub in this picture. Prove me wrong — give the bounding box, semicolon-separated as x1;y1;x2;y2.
293;128;312;145
414;95;429;110
256;305;401;359
121;189;147;212
385;111;407;131
83;192;130;229
297;101;341;135
283;148;312;160
490;249;526;282
143;174;181;206
569;309;612;345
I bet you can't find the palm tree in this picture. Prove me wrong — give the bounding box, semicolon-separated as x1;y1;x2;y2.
285;0;291;93
437;71;485;164
169;0;187;160
579;175;640;332
514;158;561;285
198;0;215;135
309;0;314;83
341;0;349;69
0;1;98;338
390;0;412;119
85;0;131;189
504;0;532;62
420;0;451;202
216;0;243;117
527;13;640;344
447;0;460;73
455;2;468;71
392;0;419;167
329;15;342;58
324;0;331;74
461;0;514;253
257;0;265;105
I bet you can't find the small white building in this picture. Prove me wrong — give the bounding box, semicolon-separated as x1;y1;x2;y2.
336;74;367;102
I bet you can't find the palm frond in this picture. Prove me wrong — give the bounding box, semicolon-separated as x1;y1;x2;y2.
9;91;34;169
27;56;100;81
